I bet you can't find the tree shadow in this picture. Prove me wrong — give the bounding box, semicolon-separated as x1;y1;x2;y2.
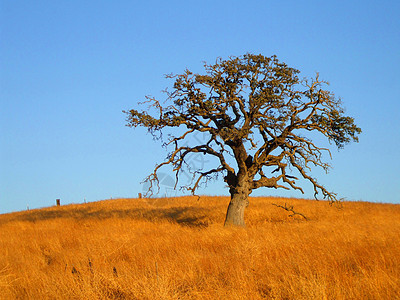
0;205;211;228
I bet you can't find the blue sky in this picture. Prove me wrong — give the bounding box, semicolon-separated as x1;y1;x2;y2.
1;0;399;213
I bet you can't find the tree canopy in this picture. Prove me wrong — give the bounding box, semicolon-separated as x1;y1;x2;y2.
125;54;361;226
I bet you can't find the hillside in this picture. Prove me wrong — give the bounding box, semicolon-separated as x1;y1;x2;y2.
1;196;399;299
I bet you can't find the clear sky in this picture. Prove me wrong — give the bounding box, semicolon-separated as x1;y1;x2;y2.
1;0;400;214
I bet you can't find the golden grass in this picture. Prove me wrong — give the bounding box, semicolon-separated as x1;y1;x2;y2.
0;196;399;299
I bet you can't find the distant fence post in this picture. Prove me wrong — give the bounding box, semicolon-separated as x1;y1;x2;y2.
138;193;142;199
56;199;60;206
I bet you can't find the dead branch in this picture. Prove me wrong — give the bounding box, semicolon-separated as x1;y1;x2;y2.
272;203;309;220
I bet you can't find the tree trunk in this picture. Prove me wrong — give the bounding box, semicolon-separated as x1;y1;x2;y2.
224;189;249;227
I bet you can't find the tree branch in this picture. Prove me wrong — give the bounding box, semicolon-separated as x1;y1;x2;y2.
272;203;309;220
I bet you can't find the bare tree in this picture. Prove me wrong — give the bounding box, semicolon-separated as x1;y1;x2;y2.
124;54;361;226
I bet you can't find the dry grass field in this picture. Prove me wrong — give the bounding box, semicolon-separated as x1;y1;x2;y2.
0;196;399;299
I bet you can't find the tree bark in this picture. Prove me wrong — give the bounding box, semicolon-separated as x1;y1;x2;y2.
224;189;249;227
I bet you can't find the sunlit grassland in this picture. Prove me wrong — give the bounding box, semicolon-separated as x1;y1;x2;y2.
0;196;399;299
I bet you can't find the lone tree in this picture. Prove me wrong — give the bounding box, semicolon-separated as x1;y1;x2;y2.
125;54;361;226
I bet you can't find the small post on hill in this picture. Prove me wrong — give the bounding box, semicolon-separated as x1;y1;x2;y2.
56;199;60;206
138;193;142;199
